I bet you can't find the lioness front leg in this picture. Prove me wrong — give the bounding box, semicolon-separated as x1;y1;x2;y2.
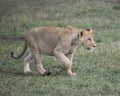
33;54;51;76
54;51;75;76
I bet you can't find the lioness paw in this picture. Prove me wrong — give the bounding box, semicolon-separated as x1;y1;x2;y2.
69;72;77;77
42;71;51;76
24;71;33;76
67;71;77;77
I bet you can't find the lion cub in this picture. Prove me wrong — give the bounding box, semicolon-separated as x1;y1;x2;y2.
11;26;96;76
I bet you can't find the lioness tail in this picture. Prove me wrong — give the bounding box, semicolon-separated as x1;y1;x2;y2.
11;42;28;59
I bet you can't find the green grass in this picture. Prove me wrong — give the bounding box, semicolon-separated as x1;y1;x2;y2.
0;0;120;96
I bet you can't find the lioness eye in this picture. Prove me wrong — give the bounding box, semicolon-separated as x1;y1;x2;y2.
88;38;91;41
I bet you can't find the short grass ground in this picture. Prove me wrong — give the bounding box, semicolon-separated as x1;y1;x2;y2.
0;0;120;96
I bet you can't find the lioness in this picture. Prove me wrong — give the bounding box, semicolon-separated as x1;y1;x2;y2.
11;26;96;76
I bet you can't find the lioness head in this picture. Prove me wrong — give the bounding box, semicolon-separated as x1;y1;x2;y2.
79;28;96;52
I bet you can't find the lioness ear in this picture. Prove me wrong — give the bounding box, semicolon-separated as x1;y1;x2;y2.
80;31;83;36
86;28;93;33
78;31;83;38
66;26;75;30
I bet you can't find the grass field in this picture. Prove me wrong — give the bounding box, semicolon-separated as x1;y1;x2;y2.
0;0;120;96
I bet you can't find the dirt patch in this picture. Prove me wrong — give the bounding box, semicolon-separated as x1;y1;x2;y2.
0;36;24;41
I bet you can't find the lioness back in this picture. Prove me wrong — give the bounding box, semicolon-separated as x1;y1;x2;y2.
25;27;66;55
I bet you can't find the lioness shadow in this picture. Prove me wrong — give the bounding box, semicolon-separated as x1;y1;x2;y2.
0;69;36;77
0;65;65;77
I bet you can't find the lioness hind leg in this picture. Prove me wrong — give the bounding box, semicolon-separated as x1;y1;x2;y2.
24;52;33;74
33;54;51;76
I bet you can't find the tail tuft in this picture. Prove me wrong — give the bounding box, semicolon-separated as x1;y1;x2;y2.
11;52;14;56
11;52;17;59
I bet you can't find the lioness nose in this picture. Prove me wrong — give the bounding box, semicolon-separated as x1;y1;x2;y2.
93;45;96;47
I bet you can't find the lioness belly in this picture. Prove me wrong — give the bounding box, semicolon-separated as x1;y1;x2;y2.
38;41;54;55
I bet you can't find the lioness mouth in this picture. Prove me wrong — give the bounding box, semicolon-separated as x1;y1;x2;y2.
87;47;91;50
87;47;95;52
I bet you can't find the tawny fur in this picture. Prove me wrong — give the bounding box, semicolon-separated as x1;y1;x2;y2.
11;26;96;76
